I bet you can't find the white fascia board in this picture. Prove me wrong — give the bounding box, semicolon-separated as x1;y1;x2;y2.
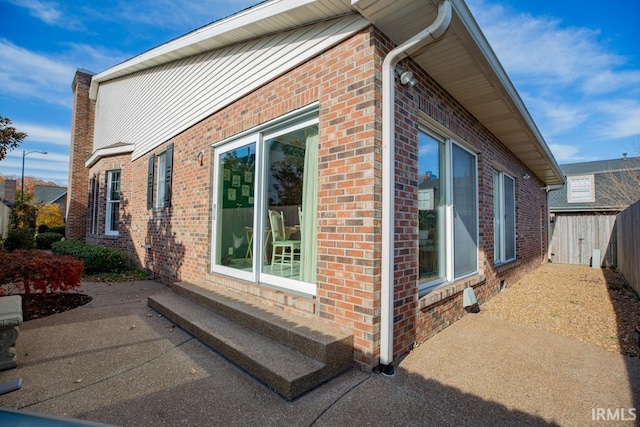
85;144;135;168
89;0;319;99
450;0;564;185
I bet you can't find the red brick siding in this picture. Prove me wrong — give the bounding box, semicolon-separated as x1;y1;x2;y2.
392;51;548;357
67;71;95;241
71;26;550;372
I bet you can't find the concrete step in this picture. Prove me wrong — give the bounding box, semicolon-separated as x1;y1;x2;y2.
148;283;353;400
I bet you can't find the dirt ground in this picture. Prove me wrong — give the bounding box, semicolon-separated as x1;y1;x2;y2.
482;263;640;358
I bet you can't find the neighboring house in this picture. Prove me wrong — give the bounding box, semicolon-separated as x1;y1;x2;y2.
548;156;640;267
66;0;564;375
0;180;17;238
35;185;68;221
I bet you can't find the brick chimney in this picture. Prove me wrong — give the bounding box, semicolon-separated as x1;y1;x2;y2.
66;69;95;241
1;180;17;205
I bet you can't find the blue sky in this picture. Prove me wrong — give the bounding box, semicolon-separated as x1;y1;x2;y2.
1;0;639;186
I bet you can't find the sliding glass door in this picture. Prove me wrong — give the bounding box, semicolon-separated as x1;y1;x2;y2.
211;112;318;295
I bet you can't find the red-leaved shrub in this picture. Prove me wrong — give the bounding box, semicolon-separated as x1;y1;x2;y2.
0;250;84;296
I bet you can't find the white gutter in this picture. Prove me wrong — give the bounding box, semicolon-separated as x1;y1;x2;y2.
379;0;452;376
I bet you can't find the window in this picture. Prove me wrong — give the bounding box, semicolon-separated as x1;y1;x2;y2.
418;129;478;291
106;170;121;235
567;174;594;203
89;174;99;235
493;170;515;264
156;152;167;207
211;111;318;296
147;144;174;209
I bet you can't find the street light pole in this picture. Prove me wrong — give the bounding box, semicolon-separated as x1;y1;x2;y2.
21;150;48;203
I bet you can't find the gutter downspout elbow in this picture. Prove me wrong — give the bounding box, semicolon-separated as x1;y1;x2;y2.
380;1;452;377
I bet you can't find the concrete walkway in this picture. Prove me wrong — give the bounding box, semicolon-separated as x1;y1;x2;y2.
0;280;638;426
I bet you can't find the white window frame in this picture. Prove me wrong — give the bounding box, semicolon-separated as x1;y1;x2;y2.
211;107;318;296
105;170;121;236
156;152;167;208
493;170;516;264
418;126;479;293
567;174;595;203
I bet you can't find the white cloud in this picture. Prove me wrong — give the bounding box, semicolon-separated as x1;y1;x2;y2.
64;43;129;75
466;0;640;160
597;100;640;140
6;0;84;30
581;70;640;95
523;95;589;135
548;143;595;164
0;39;74;106
0;151;69;185
467;0;627;93
86;0;258;30
16;122;70;145
0;39;128;107
7;0;61;23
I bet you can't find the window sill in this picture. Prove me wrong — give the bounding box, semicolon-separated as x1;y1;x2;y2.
494;259;520;274
418;274;486;310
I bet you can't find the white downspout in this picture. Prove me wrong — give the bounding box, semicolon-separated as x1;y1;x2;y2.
380;0;452;376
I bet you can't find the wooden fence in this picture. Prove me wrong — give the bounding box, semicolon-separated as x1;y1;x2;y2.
549;213;617;267
0;203;10;238
617;200;640;296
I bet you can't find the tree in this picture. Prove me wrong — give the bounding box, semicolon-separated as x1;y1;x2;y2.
0;115;27;160
36;204;65;229
1;174;58;203
597;166;640;210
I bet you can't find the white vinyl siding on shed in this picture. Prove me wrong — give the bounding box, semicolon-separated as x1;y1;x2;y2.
92;14;368;160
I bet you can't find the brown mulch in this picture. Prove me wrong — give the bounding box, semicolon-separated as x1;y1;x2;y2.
21;293;93;321
482;263;640;358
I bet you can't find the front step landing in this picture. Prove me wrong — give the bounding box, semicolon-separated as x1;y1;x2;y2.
148;283;353;400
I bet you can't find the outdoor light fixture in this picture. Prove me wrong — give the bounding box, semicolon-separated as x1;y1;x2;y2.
395;67;417;88
521;172;531;179
193;149;205;166
21;150;48;203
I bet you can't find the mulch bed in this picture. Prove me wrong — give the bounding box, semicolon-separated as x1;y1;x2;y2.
21;293;93;321
482;263;640;358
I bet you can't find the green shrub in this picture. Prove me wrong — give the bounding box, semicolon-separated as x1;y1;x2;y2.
51;240;127;274
35;232;64;249
4;227;35;251
10;203;37;229
37;224;50;234
48;225;66;235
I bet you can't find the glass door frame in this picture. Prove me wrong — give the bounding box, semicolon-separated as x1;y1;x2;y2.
210;110;318;296
211;134;259;283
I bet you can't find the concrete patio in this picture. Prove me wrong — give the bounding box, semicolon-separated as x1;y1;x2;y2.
0;280;638;426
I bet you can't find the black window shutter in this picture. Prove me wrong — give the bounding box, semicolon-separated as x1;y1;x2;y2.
147;153;155;209
164;144;174;207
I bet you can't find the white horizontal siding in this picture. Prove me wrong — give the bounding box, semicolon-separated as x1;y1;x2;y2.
93;14;369;160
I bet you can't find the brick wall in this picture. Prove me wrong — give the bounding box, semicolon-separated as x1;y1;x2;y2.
86;154;136;259
77;26;550;372
1;180;16;204
392;50;548;357
67;70;95;241
78;27;383;370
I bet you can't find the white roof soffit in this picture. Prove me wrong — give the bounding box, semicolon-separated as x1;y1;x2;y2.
353;0;564;186
85;143;135;168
